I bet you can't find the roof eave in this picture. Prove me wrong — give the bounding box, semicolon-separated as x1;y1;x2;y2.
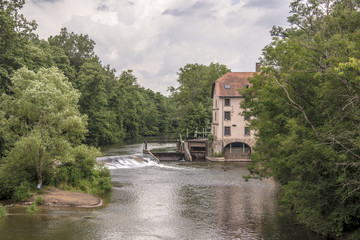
218;95;244;98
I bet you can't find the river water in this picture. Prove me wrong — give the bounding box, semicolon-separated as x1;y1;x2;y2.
0;138;324;240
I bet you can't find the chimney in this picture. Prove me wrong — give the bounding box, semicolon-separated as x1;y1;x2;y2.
255;62;261;72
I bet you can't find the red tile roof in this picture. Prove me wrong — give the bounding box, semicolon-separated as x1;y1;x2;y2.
211;72;255;98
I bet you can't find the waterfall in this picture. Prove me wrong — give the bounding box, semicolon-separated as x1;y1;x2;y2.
97;153;159;169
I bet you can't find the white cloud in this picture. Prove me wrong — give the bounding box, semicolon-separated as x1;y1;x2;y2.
21;0;291;95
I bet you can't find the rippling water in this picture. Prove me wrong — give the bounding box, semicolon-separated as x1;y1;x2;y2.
0;140;324;240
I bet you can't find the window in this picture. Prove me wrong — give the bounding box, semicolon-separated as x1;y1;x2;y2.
245;127;251;136
214;112;216;121
224;111;231;120
225;98;230;106
225;84;231;89
225;127;231;136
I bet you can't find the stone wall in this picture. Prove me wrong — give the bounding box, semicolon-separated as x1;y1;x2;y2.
212;137;256;157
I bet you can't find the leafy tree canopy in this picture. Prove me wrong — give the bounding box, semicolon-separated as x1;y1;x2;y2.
242;0;360;238
170;63;230;136
0;0;37;93
48;28;98;71
1;67;87;188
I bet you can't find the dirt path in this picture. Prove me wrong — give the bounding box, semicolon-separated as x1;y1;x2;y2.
38;189;102;208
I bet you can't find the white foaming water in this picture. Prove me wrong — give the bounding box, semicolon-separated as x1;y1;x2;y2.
97;154;181;170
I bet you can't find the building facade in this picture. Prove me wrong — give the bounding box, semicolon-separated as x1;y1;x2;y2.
210;71;256;161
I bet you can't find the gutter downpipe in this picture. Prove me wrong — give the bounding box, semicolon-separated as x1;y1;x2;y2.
221;97;224;154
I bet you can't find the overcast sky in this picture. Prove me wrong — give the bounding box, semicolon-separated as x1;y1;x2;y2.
21;0;292;95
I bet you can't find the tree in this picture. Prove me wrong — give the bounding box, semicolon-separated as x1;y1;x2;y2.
2;67;87;188
116;71;145;138
242;0;360;238
0;0;37;93
170;63;230;136
48;28;98;72
77;61;119;145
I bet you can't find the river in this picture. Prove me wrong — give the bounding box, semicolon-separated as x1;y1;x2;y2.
0;137;324;240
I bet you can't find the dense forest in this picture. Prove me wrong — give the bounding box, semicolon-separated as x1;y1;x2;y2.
0;0;181;200
242;0;360;238
0;0;225;201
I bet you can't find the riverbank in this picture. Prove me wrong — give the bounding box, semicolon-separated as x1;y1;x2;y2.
26;189;103;208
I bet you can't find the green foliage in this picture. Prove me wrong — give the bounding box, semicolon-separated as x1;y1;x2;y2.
170;63;230;136
34;196;44;205
0;204;7;217
213;152;223;158
0;167;30;199
54;145;112;195
26;202;38;213
48;28;97;71
12;182;31;202
1;67;87;188
242;0;360;238
207;134;214;142
0;0;182;201
76;61;119;145
352;229;360;240
0;0;37;94
0;4;173;152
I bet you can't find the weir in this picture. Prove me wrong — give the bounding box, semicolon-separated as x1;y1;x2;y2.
143;139;208;162
97;153;161;169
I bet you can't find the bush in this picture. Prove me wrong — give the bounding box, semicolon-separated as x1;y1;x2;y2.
26;202;38;213
352;228;360;240
0;157;37;200
35;196;44;205
12;182;31;202
0;174;14;200
54;162;82;187
54;146;112;195
0;204;7;217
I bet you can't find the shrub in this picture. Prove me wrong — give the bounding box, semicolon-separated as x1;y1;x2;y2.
35;196;44;205
54;146;112;195
352;229;360;240
91;164;112;194
0;204;7;217
26;202;38;213
0;158;37;200
0;174;14;200
207;134;214;142
12;182;31;202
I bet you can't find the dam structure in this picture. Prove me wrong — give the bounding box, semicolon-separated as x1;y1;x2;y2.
143;138;208;162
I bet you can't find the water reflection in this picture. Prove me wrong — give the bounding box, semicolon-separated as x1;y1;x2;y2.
0;207;101;240
173;165;279;239
0;161;324;240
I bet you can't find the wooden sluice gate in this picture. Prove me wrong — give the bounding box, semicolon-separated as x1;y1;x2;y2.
143;139;208;162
